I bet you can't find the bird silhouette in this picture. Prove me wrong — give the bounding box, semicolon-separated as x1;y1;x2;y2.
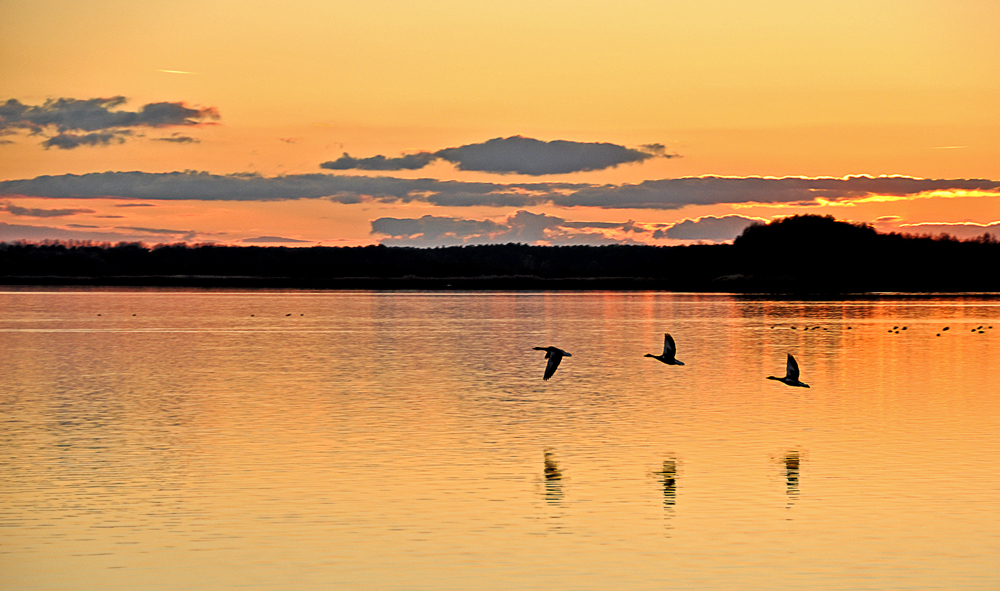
767;354;810;388
533;346;571;380
645;333;685;366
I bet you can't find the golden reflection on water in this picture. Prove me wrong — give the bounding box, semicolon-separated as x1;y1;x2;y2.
1;290;999;590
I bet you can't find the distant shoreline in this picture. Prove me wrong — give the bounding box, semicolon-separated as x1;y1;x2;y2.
2;276;1000;299
3;215;998;294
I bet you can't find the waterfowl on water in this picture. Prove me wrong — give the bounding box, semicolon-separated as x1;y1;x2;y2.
767;354;810;388
645;333;685;366
533;346;571;381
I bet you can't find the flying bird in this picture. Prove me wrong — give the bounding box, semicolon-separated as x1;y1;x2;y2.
645;333;685;366
767;354;810;388
533;346;571;381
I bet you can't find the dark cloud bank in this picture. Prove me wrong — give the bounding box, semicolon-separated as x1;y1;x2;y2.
0;97;218;149
321;136;673;176
2;171;997;210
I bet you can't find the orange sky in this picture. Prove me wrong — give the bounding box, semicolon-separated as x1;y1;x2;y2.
1;0;998;246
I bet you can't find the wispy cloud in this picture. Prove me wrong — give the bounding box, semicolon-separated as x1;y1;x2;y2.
0;97;218;149
153;133;200;144
2;171;998;210
2;202;96;218
321;136;674;176
115;225;194;235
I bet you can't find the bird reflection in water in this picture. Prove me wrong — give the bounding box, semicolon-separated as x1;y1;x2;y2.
656;459;677;508
785;451;800;508
543;449;563;504
654;458;677;532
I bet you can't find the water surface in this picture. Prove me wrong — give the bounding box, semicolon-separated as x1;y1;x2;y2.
2;290;998;590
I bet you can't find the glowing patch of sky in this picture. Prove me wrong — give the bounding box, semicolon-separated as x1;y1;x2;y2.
1;0;997;245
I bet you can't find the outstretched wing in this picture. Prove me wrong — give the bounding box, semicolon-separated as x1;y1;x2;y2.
786;354;800;381
543;350;564;380
662;333;677;360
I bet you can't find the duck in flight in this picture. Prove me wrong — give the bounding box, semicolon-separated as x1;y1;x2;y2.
645;333;685;366
533;346;571;381
767;353;810;388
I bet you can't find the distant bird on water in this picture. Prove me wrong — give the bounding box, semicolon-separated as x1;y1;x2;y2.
533;346;571;381
645;333;685;366
767;354;810;388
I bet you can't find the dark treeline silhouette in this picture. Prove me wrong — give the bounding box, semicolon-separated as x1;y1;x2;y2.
1;215;998;292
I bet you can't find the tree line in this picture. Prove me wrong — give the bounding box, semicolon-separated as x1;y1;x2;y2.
1;215;997;293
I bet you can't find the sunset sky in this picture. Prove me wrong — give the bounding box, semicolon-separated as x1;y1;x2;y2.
2;0;998;246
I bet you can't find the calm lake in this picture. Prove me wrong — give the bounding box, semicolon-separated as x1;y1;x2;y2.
2;290;998;590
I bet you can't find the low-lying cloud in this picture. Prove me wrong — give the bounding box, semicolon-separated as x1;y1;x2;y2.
242;235;311;244
321;136;672;176
372;210;644;246
653;215;764;241
2;171;999;211
0;97;218;149
895;221;1000;241
0;221;200;244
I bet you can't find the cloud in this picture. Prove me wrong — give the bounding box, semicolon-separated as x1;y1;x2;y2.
2;171;999;211
115;225;193;235
0;170;557;204
434;136;668;175
42;131;130;150
153;133;200;144
0;221;193;244
0;97;218;149
321;152;436;171
551;176;1000;210
241;235;312;244
653;215;765;242
320;136;672;175
371;210;642;246
3;203;96;217
896;221;1000;240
